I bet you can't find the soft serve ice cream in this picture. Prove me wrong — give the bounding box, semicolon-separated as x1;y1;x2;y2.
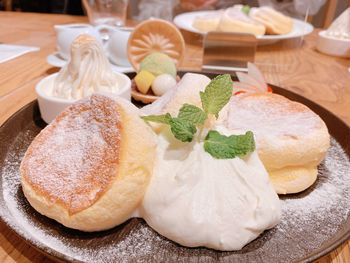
138;73;281;250
51;34;121;99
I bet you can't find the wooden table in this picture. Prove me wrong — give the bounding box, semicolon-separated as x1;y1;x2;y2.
0;11;349;263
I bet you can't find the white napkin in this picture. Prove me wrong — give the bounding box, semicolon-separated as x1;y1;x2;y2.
0;44;40;64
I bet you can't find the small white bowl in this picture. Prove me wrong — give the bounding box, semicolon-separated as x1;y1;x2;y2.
35;72;131;123
317;30;350;58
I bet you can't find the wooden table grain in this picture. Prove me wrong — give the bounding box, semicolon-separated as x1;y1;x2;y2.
0;11;349;263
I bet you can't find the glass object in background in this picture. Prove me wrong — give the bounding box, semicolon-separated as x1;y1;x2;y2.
82;0;129;27
135;0;176;21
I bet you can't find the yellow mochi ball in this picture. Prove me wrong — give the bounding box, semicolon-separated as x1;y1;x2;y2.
134;70;156;94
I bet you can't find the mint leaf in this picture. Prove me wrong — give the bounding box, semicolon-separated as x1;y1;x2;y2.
200;74;233;118
204;130;255;159
242;5;250;15
169;118;197;142
141;113;171;124
178;104;207;126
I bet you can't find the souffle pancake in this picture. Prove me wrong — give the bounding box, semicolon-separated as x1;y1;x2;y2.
226;92;330;194
20;93;157;231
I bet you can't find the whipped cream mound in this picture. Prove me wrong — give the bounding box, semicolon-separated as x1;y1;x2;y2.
140;126;281;251
52;34;120;100
326;7;350;39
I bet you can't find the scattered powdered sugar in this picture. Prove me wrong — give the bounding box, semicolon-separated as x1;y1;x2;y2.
1;121;350;263
275;138;350;261
227;94;322;137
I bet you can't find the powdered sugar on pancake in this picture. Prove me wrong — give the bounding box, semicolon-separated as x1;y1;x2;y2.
226;93;323;137
20;94;122;215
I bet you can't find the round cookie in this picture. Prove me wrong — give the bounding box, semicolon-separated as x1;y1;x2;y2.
127;19;185;72
226;92;330;194
20;93;157;231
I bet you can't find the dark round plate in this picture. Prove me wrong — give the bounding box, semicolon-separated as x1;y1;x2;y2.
0;71;350;263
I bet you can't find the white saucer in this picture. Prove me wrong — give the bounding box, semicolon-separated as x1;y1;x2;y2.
46;52;134;73
46;52;66;67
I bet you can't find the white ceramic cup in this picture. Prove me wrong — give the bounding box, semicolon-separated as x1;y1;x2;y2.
54;23;102;60
96;25;133;67
317;30;350;58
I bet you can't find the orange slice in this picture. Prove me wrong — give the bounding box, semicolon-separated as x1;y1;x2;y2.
127;19;185;72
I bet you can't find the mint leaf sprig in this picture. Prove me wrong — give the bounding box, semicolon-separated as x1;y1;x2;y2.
142;104;204;143
200;74;233;119
204;131;255;159
241;5;251;15
141;74;255;159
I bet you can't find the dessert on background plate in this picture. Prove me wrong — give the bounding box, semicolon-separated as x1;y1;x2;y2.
249;6;294;35
192;10;224;32
217;6;266;36
36;34;131;123
192;5;293;36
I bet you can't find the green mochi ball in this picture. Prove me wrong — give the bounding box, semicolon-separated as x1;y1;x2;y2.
139;52;176;78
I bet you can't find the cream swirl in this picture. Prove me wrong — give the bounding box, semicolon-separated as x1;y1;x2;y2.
52;34;120;100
